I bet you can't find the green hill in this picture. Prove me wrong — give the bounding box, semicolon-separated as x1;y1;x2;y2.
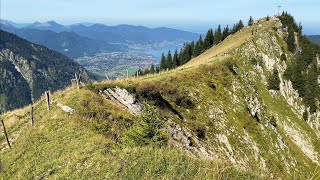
1;16;319;179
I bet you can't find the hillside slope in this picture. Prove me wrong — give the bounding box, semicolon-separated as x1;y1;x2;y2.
0;30;98;112
1;17;319;179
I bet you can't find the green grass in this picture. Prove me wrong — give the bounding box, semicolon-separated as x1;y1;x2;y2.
0;88;257;179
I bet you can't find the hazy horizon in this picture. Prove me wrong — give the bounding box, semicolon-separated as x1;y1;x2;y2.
1;0;319;34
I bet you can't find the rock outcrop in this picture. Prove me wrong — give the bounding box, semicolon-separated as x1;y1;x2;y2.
101;86;142;115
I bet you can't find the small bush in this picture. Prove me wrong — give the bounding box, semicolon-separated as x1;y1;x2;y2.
303;110;308;121
122;105;168;147
268;67;281;90
223;60;238;75
196;128;206;139
280;53;287;61
208;82;217;90
251;58;258;66
269;116;277;127
266;16;270;21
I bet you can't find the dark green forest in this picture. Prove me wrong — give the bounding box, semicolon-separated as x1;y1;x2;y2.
280;12;320;114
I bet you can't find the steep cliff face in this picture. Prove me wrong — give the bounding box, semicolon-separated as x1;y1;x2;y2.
0;30;98;112
1;17;319;179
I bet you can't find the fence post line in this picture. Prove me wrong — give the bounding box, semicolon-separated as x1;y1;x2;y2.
1;119;11;149
45;91;50;111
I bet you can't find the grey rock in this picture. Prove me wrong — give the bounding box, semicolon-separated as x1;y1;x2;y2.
103;86;142;115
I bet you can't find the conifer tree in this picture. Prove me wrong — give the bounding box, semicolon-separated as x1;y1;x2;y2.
194;35;204;57
304;62;318;113
203;29;214;49
150;64;155;74
231;24;237;34
144;68;150;75
167;51;173;69
179;47;186;65
160;53;167;70
214;25;222;44
268;66;281;90
222;25;230;40
248;16;254;26
186;43;193;61
237;20;244;31
190;41;195;57
287;25;296;52
173;49;179;68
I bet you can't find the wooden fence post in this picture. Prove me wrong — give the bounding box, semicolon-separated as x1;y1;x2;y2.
45;91;50;111
1;119;11;149
75;73;80;89
30;103;34;125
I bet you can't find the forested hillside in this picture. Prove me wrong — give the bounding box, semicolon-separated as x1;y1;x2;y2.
0;30;98;112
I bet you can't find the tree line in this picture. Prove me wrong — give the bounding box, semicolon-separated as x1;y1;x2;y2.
136;18;256;76
279;12;320;115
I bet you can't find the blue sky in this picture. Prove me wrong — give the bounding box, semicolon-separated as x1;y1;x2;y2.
1;0;319;34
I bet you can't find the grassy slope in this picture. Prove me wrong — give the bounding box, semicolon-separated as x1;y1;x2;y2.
1;18;319;179
0;88;256;179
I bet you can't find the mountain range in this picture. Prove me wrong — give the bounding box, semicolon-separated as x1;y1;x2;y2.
0;22;127;58
22;20;200;43
0;20;199;58
308;35;320;45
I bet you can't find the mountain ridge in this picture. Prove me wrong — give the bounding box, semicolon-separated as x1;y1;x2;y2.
2;20;199;43
1;16;319;179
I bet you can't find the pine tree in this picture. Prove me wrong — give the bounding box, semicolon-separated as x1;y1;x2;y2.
150;64;155;74
194;35;204;57
268;66;281;90
160;53;167;70
173;49;179;68
167;51;173;69
231;24;236;34
248;16;254;26
155;66;160;73
214;25;222;44
280;53;287;61
222;25;230;40
186;43;193;61
304;62;318;113
287;25;296;52
203;29;214;50
179;47;186;65
144;68;150;75
190;41;195;57
237;20;244;31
